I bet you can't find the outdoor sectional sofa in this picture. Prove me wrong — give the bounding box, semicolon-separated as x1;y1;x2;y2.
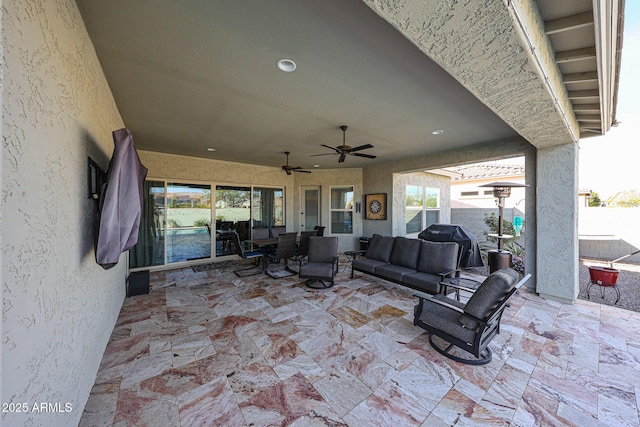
351;234;459;295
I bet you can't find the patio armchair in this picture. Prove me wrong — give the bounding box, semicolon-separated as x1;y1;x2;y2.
413;268;531;365
265;232;298;278
299;236;339;289
230;232;263;277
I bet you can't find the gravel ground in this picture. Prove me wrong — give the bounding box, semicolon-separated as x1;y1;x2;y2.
466;258;640;312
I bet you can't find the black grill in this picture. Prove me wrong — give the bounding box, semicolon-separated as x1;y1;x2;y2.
418;224;484;268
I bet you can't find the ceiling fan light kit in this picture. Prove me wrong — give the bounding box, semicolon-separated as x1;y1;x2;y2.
312;125;377;163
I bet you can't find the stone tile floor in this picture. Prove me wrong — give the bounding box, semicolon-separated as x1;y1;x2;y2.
80;262;640;426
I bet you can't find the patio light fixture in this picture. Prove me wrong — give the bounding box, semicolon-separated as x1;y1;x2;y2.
479;181;528;272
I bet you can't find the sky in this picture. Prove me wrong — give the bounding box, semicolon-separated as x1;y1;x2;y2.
578;1;640;199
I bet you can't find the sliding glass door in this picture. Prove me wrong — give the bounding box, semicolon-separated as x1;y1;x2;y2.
129;181;165;269
215;185;251;256
130;181;285;268
165;183;212;263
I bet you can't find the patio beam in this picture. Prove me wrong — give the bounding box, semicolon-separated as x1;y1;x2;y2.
545;11;594;35
572;104;601;113
568;89;600;99
555;46;597;64
563;71;598;83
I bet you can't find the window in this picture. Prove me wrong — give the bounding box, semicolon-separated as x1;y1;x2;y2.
330;186;354;234
406;185;439;234
461;191;479;197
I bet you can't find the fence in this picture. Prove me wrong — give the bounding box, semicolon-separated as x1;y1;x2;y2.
451;207;640;264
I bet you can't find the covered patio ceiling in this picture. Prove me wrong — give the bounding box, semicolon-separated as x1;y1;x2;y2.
77;0;623;170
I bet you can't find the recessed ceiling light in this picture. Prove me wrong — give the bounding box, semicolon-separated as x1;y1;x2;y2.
432;129;444;135
277;59;296;72
207;147;216;152
314;164;320;168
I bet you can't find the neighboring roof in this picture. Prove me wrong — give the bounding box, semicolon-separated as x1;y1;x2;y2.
448;164;525;182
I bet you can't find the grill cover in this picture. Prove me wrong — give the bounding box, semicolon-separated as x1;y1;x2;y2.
418;224;484;268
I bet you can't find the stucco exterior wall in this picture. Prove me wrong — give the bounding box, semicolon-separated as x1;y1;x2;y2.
139;150;295;231
2;0;126;425
362;136;533;238
536;143;579;303
293;168;363;253
363;0;577;148
139;151;363;253
392;172;452;237
579;207;640;263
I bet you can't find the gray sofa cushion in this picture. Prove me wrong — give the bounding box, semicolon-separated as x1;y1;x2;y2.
402;271;442;294
389;237;421;270
365;234;395;262
352;257;388;274
416;241;458;276
459;267;519;329
374;264;416;282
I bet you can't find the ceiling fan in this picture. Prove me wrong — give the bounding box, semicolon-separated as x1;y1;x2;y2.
281;152;311;175
312;125;377;163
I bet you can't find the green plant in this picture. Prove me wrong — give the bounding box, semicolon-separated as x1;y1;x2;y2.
194;219;210;227
167;218;178;228
482;213;526;274
483;212;522;243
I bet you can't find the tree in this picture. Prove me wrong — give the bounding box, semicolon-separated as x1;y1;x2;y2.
612;190;640;207
588;191;601;207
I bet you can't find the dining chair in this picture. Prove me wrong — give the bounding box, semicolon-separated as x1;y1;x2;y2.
265;232;298;278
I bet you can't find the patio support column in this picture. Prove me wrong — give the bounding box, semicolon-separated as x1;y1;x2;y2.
536;143;579;303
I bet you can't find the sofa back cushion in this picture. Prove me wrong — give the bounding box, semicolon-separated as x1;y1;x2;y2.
365;234;395;263
416;241;458;275
389;237;421;270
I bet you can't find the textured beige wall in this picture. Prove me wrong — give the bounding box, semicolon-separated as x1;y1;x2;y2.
2;0;126;425
363;136;533;237
140;151;364;252
139;150;297;231
293;168;363;252
392;172;452;237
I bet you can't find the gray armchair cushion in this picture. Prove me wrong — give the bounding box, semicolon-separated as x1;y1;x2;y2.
416;241;458;276
374;264;416;282
352;257;388;273
300;262;336;278
459;267;519;329
389;237;421;270
402;271;442;294
365;234;395;262
308;236;338;263
417;295;475;343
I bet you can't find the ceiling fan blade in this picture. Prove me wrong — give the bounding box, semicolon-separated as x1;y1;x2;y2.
293;169;311;173
338;153;347;163
310;152;338;157
350;152;377;159
349;144;374;152
321;144;341;153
